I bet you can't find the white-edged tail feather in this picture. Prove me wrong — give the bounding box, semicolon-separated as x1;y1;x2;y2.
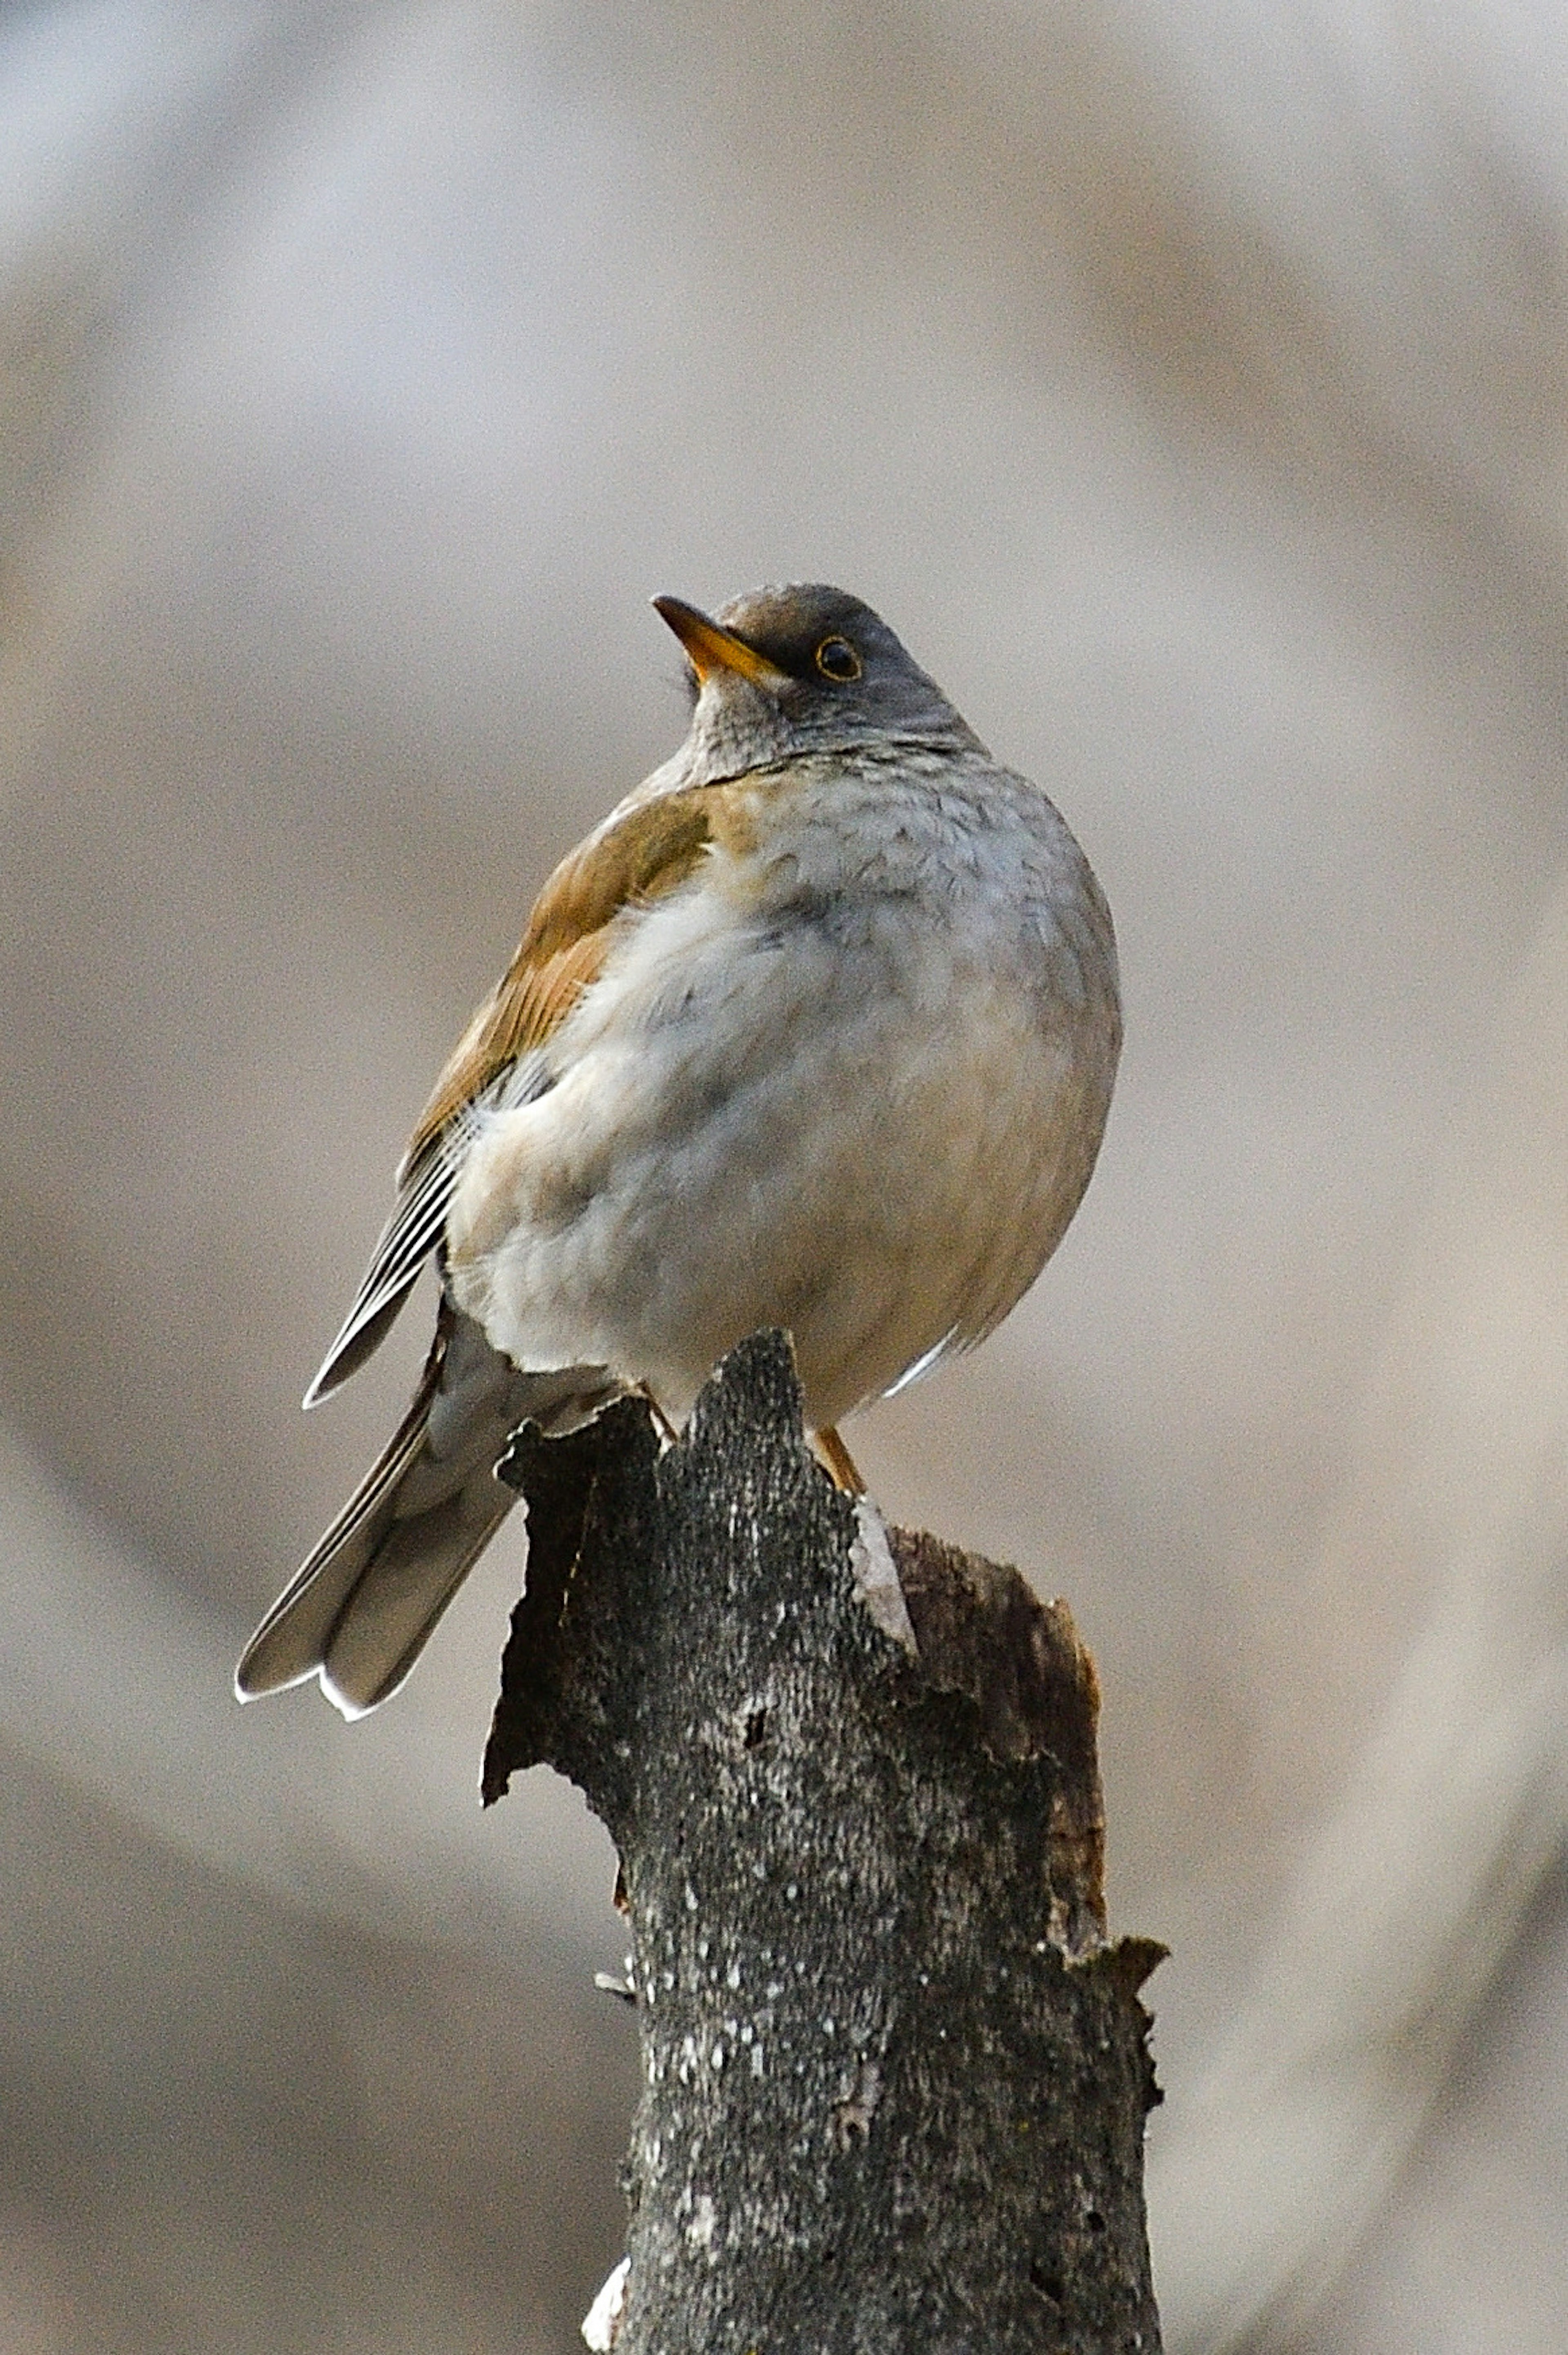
238;1301;615;1717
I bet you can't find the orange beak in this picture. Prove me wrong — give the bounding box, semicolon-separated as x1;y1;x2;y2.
653;595;792;693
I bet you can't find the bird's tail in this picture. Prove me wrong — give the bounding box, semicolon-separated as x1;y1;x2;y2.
236;1303;616;1718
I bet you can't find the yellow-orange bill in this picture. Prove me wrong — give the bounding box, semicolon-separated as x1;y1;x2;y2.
653;595;791;692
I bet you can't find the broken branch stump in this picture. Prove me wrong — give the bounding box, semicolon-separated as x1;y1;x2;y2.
484;1329;1164;2353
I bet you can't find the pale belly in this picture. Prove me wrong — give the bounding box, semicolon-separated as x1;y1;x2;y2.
445;870;1118;1430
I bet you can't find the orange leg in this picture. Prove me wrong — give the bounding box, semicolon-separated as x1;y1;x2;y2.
813;1424;866;1495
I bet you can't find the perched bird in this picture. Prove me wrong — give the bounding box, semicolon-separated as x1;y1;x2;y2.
236;584;1121;1718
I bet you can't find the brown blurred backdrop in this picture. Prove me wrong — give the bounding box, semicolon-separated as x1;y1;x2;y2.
1;1;1564;2347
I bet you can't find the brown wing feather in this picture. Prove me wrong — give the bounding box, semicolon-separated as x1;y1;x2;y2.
401;784;719;1175
306;781;729;1406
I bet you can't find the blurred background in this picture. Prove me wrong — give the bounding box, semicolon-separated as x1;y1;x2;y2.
0;0;1564;2346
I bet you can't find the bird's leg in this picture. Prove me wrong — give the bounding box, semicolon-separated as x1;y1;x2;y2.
813;1424;866;1495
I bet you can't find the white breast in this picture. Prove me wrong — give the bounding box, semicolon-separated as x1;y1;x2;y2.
445;748;1120;1428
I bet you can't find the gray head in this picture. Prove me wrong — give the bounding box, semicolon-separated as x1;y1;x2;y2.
654;583;982;782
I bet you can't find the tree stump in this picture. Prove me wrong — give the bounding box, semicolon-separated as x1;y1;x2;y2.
485;1329;1164;2354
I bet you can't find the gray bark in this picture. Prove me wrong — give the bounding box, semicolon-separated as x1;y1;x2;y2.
485;1329;1164;2353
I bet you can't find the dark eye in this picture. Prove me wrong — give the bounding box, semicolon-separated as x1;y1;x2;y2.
814;635;862;682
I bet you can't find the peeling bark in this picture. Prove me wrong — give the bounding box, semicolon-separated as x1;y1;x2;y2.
486;1330;1164;2353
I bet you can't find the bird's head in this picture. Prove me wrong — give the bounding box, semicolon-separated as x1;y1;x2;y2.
655;583;980;780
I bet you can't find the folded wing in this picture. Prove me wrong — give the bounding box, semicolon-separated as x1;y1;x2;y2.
303;781;720;1407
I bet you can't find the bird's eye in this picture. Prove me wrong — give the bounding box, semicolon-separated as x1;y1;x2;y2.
814;635;862;682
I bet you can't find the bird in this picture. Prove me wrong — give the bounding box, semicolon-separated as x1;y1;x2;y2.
235;584;1121;1719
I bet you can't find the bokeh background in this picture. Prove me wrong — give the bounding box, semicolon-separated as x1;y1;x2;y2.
1;1;1564;2347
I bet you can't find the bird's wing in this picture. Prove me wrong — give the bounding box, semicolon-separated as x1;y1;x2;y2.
301;1055;545;1406
305;782;721;1404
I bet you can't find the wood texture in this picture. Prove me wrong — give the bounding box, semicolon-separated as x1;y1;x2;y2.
485;1329;1164;2353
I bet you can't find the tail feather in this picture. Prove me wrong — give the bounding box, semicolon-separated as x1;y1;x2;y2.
236;1303;616;1718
